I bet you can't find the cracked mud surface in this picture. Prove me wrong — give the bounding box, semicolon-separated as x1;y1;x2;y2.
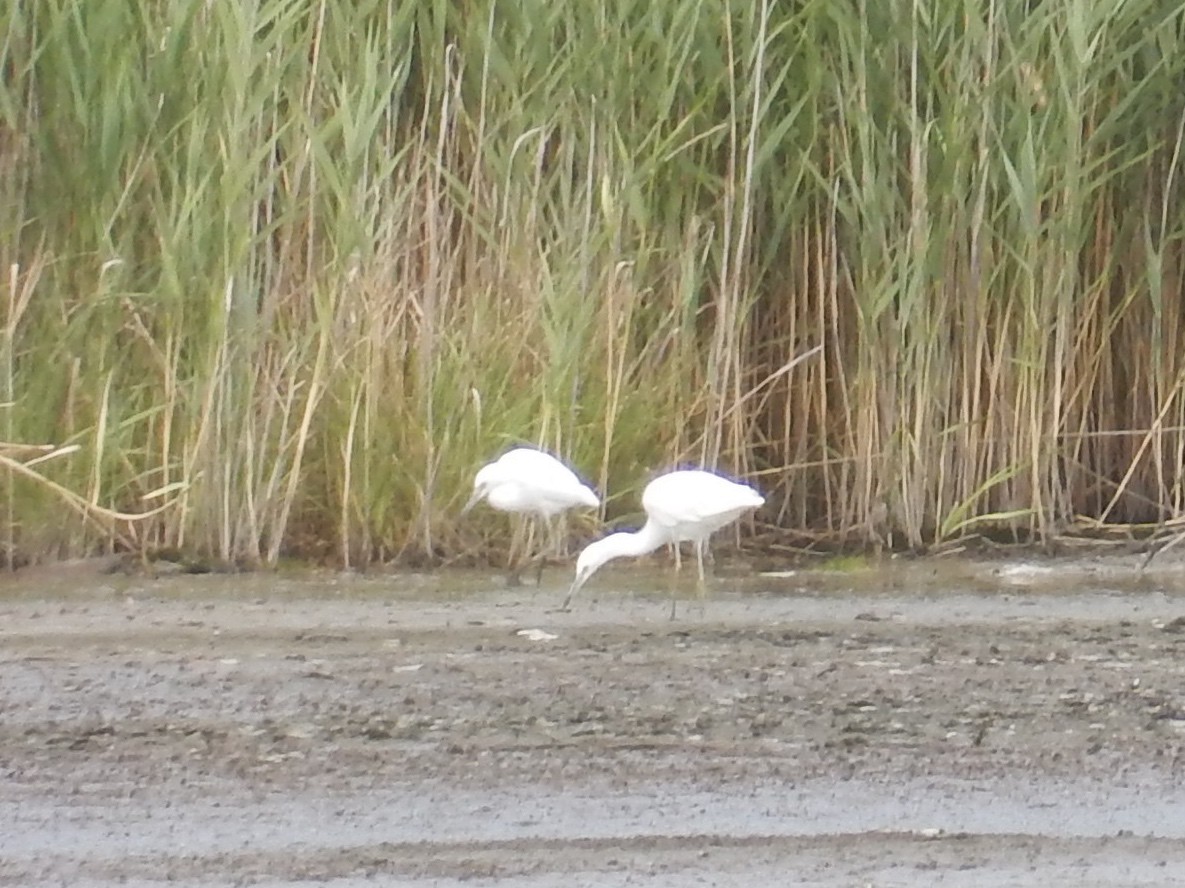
3;556;1185;885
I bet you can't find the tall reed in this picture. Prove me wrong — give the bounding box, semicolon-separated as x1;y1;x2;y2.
1;0;1183;566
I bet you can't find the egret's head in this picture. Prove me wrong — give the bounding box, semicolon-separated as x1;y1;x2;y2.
563;539;606;610
461;465;496;515
573;540;605;585
566;535;620;597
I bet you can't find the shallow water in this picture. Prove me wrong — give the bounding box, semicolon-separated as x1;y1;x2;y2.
5;771;1184;863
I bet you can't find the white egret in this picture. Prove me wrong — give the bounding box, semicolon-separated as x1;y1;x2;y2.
562;469;764;617
462;447;600;583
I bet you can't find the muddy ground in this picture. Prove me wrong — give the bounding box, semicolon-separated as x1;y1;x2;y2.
3;554;1185;886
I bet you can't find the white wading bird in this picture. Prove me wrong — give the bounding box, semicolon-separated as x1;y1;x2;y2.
462;447;600;583
562;468;764;617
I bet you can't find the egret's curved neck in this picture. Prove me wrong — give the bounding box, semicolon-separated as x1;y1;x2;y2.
598;520;666;564
565;520;669;609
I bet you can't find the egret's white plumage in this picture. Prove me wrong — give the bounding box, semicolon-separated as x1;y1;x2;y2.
463;448;600;517
463;447;600;582
562;469;763;615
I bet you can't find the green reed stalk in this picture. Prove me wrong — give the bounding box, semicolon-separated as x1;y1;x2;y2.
1;0;1184;566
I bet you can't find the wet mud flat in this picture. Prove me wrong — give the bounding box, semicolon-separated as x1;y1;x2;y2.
3;556;1185;886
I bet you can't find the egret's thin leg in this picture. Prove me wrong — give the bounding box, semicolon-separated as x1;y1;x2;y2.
532;517;553;585
664;542;682;619
524;518;540;582
506;515;527;586
694;540;708;617
663;543;676;620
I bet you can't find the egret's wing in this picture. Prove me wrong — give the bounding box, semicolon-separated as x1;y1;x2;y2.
495;448;599;508
642;470;763;529
497;448;578;482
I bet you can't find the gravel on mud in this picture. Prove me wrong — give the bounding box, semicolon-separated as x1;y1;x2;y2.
3;556;1185;886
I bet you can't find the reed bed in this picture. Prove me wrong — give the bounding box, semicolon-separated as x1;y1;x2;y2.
1;0;1184;567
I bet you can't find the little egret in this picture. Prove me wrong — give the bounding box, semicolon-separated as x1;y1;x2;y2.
462;447;600;583
562;468;764;617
